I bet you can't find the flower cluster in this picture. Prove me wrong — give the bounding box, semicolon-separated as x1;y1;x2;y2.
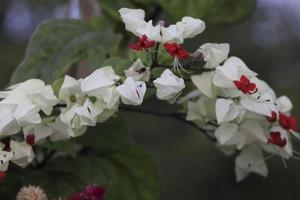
0;7;298;184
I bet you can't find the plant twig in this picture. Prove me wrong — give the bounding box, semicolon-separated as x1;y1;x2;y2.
119;106;217;142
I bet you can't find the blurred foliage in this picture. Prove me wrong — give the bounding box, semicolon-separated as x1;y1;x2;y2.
10;19;121;84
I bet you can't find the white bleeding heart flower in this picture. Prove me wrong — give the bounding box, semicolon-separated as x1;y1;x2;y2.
262;126;292;159
235;145;268;182
23;124;53;145
119;8;206;44
117;77;146;106
213;57;257;94
176;16;206;39
197;43;230;69
10;140;35;168
119;8;146;36
215;119;268;150
0;151;13;171
81;66;120;94
0;79;58;115
153;69;185;103
125;59;151;81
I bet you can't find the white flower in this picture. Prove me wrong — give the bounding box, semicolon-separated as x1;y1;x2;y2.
197;43;230;69
0;79;58;115
153;69;185;103
213;56;257;91
235;145;268;182
23;124;53;144
262;126;292;159
119;8;146;36
10;140;35;168
125;59;151;81
117;77;146;106
215;119;268;149
81;66;120;94
176;16;206;39
0;150;13;171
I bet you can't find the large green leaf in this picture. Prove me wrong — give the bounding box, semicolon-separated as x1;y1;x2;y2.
159;0;255;24
10;19;122;84
15;117;160;200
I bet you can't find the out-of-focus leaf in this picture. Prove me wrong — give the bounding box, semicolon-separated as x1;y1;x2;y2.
205;0;256;24
10;19;122;84
158;0;256;24
39;139;77;157
52;77;64;96
101;57;131;76
99;0;135;21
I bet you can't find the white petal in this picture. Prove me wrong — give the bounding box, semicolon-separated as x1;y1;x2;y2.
240;94;276;117
161;25;184;44
119;8;147;36
177;16;205;39
276;96;293;113
191;72;215;98
0;151;13;171
215;122;239;146
125;59;151;81
81;66;120;94
14;99;41;126
235;145;268;182
59;75;81;101
216;98;239;124
0;108;20;136
136;20;161;42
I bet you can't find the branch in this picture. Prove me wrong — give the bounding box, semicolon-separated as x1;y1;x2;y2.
119;106;217;143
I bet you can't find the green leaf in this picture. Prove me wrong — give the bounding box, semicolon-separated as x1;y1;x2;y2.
101;57;131;76
39;139;77;157
159;0;255;24
11;19;122;84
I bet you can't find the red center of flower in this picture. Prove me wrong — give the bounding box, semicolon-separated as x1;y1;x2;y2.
129;35;156;51
0;171;6;182
233;75;257;94
279;112;298;131
163;43;190;60
266;111;278;123
68;185;106;200
268;131;287;148
26;134;35;145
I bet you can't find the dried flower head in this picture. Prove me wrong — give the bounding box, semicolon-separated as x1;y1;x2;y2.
16;185;48;200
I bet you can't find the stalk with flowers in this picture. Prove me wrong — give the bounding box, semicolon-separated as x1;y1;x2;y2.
0;4;298;200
